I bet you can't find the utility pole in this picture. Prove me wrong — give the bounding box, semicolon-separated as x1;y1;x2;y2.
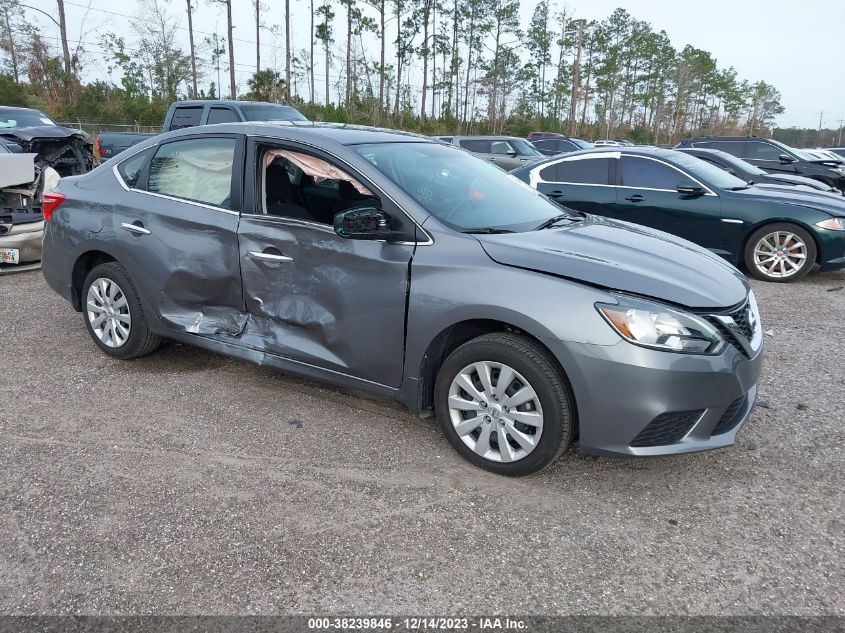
255;0;261;73
818;110;824;132
187;0;198;98
568;21;583;137
837;119;844;146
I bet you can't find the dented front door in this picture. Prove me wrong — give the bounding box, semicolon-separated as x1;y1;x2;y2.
236;217;413;387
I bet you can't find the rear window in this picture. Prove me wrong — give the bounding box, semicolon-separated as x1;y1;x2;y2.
169;107;203;129
540;157;612;185
146;137;236;209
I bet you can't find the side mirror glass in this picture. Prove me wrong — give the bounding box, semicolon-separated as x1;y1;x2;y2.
334;206;392;240
779;154;796;164
676;180;704;195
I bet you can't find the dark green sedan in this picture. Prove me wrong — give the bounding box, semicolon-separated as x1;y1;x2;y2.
511;147;845;282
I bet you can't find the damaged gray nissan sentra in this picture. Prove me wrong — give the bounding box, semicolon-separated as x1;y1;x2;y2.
41;123;763;476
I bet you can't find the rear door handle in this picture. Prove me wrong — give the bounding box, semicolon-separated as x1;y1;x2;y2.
624;194;645;202
248;250;293;263
121;222;150;235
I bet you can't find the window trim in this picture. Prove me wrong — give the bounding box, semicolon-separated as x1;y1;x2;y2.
112;133;245;215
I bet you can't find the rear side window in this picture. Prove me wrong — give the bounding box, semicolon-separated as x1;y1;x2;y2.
146;137;236;209
116;149;150;188
540;157;612;185
207;107;239;124
459;139;492;153
169;107;203;129
619;156;683;189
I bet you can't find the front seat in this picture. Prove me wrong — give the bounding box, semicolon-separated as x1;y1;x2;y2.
265;164;313;221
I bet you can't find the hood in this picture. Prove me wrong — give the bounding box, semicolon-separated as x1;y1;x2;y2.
733;185;845;217
476;215;748;309
0;125;91;143
760;173;832;189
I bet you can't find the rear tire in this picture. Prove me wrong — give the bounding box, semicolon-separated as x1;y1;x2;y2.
434;333;574;477
744;222;816;282
82;262;161;359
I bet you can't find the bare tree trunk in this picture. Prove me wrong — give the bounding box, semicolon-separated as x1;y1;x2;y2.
461;9;475;128
56;0;71;79
282;0;291;97
377;0;385;121
186;0;197;97
419;0;430;120
393;1;401;118
225;0;236;98
309;0;315;102
430;0;436;120
345;0;352;107
324;39;330;105
569;23;582;136
255;0;260;73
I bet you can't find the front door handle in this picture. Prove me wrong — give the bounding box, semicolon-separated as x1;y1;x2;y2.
624;194;645;202
549;190;565;198
248;250;293;263
121;222;151;235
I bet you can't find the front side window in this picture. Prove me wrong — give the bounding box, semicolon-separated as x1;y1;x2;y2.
207;107;239;124
116;148;151;188
170;107;203;129
541;157;612;185
619;156;683;190
490;140;515;155
746;142;784;161
147;138;236;209
354;142;567;231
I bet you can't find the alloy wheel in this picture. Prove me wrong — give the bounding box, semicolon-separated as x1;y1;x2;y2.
447;361;544;463
752;230;807;279
86;277;131;348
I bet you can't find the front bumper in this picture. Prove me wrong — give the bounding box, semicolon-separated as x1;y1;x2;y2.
0;220;43;271
816;227;845;271
547;337;763;457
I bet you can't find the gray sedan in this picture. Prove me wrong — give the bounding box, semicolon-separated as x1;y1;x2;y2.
41;123;763;476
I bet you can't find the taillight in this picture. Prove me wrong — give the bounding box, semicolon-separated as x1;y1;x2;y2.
42;192;65;221
96;135;104;158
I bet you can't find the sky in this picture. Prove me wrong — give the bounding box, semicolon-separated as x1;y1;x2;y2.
22;0;845;129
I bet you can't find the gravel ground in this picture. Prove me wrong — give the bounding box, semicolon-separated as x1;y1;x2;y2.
0;268;843;616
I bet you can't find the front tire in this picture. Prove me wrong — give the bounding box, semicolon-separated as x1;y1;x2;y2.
744;223;816;282
82;262;161;359
434;333;575;477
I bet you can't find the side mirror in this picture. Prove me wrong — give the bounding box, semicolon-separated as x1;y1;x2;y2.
677;180;704;195
779;154;796;164
506;150;518;157
334;206;393;240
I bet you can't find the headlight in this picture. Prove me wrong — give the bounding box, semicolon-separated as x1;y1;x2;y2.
596;294;725;354
816;217;845;231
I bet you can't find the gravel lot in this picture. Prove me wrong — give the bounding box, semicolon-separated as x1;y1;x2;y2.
0;267;843;616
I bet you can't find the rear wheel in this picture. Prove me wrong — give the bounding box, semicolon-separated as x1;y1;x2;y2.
744;223;816;282
434;333;574;477
82;262;161;359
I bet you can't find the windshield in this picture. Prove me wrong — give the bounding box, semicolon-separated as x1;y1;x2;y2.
511;139;543;156
0;109;57;129
354;142;567;231
571;138;593;149
669;151;749;190
239;104;308;122
767;138;816;162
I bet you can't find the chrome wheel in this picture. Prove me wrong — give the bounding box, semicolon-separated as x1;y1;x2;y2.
86;277;131;348
447;361;544;463
753;231;807;279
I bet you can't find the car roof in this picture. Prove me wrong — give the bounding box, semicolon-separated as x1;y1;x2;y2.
450;135;529;141
157;121;433;147
0;105;44;113
170;100;299;108
510;146;686;175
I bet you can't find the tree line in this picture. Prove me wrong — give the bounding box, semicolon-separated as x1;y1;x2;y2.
0;0;786;143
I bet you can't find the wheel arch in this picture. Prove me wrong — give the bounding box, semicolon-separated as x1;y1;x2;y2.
70;250;117;311
413;318;578;434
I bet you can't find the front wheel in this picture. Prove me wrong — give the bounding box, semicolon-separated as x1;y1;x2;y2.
434;333;575;477
744;223;816;282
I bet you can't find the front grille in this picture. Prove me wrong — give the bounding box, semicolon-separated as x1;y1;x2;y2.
711;397;746;436
630;410;704;447
727;305;754;340
704;299;755;357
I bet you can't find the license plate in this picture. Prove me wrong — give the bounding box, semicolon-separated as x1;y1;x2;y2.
0;248;20;264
